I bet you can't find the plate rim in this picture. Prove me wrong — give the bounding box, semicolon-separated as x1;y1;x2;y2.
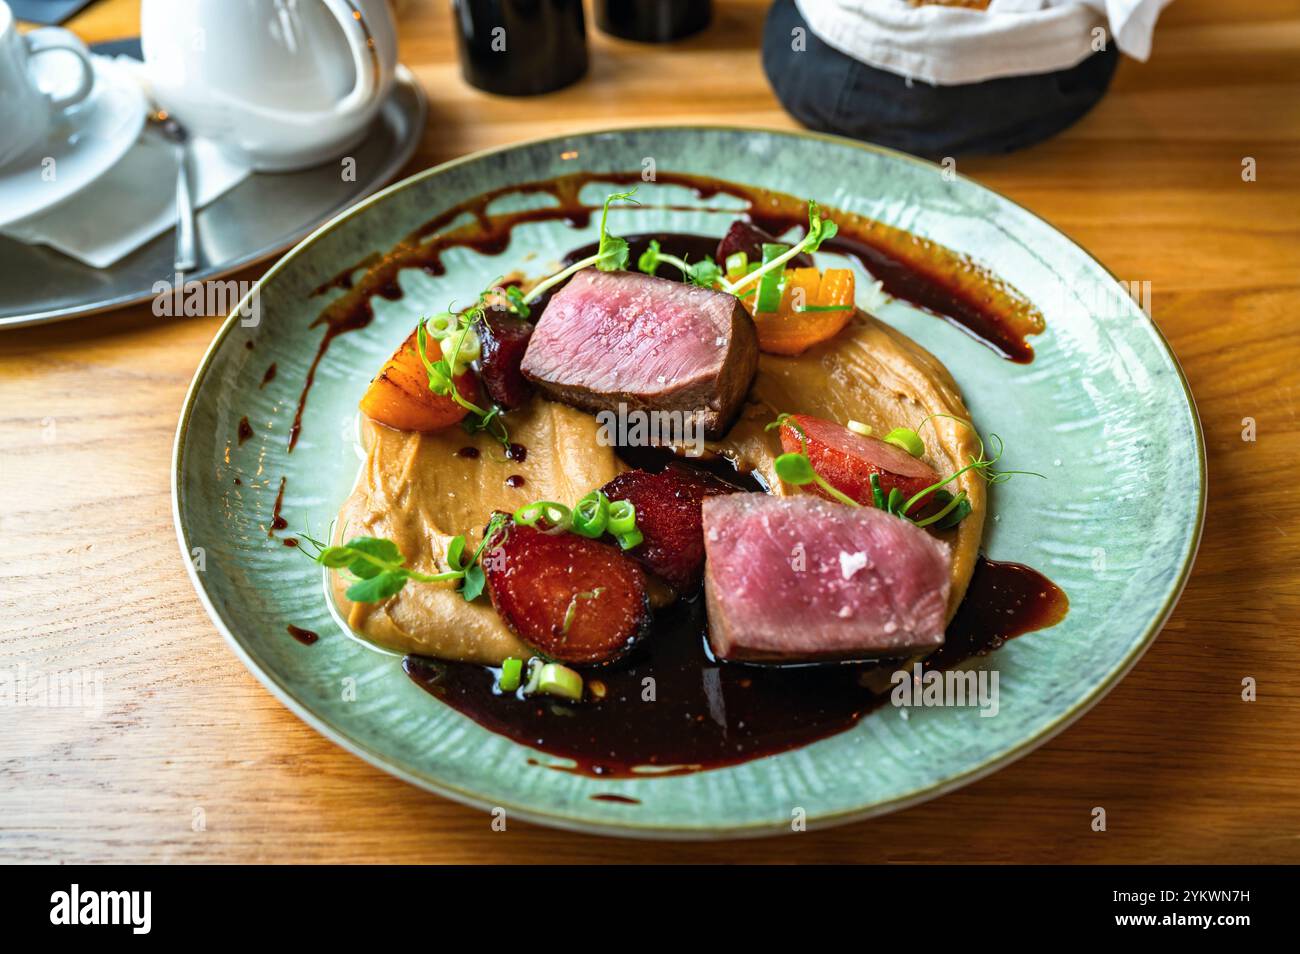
171;123;1207;839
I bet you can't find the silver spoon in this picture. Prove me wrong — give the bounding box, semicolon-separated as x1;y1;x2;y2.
150;111;199;274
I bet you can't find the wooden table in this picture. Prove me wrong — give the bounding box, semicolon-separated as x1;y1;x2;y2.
2;0;1297;864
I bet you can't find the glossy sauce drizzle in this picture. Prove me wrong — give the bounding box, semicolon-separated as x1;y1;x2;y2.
268;476;289;536
405;556;1067;778
287;624;319;645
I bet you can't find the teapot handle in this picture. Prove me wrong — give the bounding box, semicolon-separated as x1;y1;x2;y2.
241;0;382;127
318;0;381;120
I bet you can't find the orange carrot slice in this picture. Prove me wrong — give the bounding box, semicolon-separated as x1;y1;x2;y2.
737;267;855;356
359;330;478;432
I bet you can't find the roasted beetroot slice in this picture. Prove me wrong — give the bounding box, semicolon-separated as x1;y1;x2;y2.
601;464;740;593
780;414;940;511
716;220;814;270
479;311;534;409
484;522;649;665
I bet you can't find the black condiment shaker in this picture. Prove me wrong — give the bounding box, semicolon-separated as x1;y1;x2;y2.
452;0;588;96
595;0;712;42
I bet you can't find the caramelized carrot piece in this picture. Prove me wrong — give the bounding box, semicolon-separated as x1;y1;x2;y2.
359;330;479;432
740;267;855;356
817;268;855;312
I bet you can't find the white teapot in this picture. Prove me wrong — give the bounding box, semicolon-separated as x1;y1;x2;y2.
141;0;398;171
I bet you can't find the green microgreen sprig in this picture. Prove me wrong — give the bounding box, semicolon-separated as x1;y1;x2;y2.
301;512;509;604
415;304;512;451
521;189;640;306
766;413;862;508
637;239;724;288
765;412;1043;531
721;201;838;297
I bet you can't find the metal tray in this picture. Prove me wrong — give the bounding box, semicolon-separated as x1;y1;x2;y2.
0;65;426;330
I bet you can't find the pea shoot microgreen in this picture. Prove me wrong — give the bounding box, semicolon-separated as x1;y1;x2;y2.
300;513;510;604
520;189;640;306
722;201;838;297
300;533;456;603
766;413;862;508
637;239;724;289
415;304;512;451
765;412;1043;531
886;428;1043;529
504;284;530;319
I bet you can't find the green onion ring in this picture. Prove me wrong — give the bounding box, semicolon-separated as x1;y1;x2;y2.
424;312;457;338
607;499;637;536
755;243;787;314
513;501;572;534
571;491;610;538
884;427;925;459
615;528;644;550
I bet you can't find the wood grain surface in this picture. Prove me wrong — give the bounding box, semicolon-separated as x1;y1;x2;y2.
2;0;1298;863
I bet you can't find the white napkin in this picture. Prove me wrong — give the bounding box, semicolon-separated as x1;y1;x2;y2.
793;0;1174;86
2;127;250;269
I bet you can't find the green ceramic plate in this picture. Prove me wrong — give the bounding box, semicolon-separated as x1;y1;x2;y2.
173;127;1204;838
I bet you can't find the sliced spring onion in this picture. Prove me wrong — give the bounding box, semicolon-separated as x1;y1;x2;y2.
522;658;544;695
561;587;605;633
724;251;748;274
498;657;523;693
455;327;481;365
755;243;788;314
846;419;873;437
884;427;925;459
570;490;610;538
513;501;572;533
424;312;456;338
536;662;584;702
607;499;638;536
614;528;644;550
774;451;816;485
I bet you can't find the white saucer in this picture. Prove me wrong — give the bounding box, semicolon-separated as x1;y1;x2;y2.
0;56;147;229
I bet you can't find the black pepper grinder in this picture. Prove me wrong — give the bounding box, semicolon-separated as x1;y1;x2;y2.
595;0;712;42
452;0;588;96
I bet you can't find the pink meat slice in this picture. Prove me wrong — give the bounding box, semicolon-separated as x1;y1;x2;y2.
519;268;758;437
702;494;952;662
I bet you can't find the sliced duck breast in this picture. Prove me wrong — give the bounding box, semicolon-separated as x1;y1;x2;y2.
520;269;758;438
702;494;951;662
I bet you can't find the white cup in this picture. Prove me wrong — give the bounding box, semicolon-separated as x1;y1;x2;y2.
140;0;398;172
0;1;95;170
